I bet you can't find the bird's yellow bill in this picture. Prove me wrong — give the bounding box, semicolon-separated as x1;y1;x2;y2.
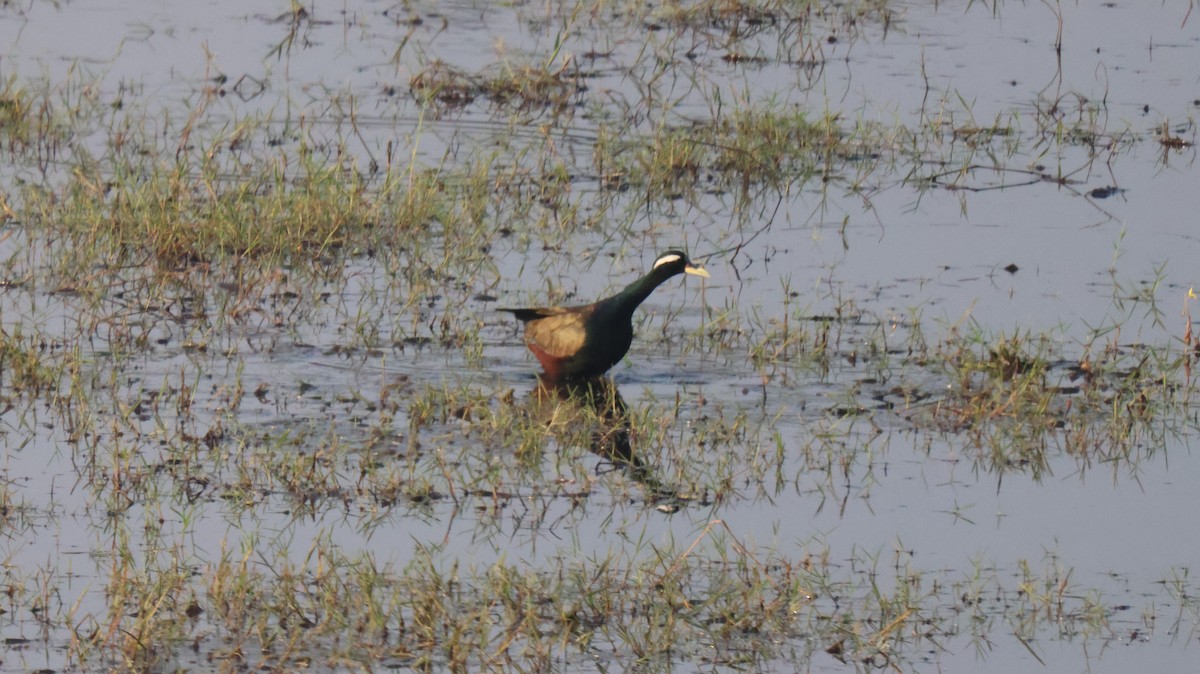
684;264;710;279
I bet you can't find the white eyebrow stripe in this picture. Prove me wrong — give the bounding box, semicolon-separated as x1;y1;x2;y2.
653;253;682;269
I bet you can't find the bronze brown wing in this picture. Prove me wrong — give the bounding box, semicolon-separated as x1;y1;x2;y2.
501;306;596;379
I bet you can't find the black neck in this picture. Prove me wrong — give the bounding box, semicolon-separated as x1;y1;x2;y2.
614;265;679;313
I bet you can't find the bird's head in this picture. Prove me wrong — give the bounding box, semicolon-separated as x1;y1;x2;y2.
653;250;710;279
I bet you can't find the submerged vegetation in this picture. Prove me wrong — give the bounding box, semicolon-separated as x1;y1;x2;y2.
0;0;1197;672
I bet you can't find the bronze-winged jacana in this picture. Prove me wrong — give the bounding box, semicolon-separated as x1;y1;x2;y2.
501;250;709;381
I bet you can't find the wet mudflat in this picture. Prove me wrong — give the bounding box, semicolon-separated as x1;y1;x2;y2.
1;0;1198;671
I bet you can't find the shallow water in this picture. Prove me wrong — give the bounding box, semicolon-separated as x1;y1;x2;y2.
2;0;1199;671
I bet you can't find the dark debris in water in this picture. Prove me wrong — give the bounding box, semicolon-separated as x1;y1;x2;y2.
1088;186;1123;199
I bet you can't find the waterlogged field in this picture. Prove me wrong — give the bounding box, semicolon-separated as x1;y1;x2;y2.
1;0;1198;671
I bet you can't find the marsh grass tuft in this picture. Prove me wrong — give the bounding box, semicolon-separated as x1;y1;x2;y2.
909;324;1194;481
600;105;841;203
411;56;584;117
29;141;417;269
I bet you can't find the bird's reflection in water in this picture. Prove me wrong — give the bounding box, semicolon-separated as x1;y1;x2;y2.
530;376;677;504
